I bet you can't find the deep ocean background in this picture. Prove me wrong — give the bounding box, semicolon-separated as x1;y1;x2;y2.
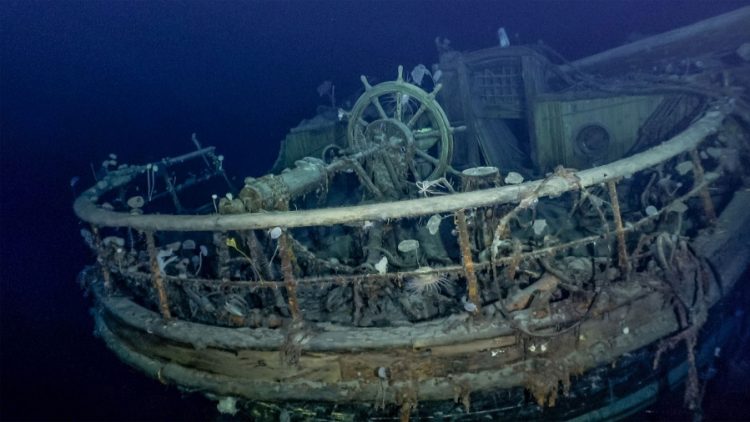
1;1;748;420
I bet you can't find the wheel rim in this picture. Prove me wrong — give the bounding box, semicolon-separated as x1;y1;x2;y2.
346;66;454;181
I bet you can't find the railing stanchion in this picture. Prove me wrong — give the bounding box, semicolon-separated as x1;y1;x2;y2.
607;180;631;275
279;232;302;322
455;209;481;312
145;231;172;319
91;225;112;294
690;149;717;224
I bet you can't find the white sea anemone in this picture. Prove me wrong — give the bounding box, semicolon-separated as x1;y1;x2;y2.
398;239;421;265
374;256;388;275
460;295;478;313
426;214;442;235
504;171;524;185
126;195;144;209
397;239;419;253
532;219;547;236
211;194;219;213
194;245;208;275
216;396;238;415
675;161;693;175
405;267;450;295
269;226;283;240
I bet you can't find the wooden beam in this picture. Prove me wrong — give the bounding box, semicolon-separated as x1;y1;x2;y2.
567;6;750;76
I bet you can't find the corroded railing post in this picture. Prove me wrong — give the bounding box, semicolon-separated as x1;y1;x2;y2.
606;180;631;275
145;231;172;319
455;209;481;312
91;225;112;293
689;149;717;224
279;232;302;322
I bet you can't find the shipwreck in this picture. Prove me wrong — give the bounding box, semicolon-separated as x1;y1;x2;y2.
74;7;750;421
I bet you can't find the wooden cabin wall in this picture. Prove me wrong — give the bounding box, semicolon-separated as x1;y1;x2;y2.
533;95;663;172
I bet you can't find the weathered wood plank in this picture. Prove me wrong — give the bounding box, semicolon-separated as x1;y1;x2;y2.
96;289;683;403
106;313;343;384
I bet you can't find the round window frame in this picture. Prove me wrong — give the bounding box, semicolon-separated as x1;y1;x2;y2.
572;123;612;163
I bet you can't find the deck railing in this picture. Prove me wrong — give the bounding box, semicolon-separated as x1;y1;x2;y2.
75;108;728;328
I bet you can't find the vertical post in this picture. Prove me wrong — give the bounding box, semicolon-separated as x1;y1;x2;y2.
689;149;717;224
522;55;544;170
160;166;184;213
91;225;112;294
606;180;630;275
456;59;481;167
455;209;481;312
213;231;231;280
352;280;364;326
243;230;274;280
145;231;172;320
279;232;302;322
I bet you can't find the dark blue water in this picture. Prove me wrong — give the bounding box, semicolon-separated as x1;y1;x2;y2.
2;1;747;420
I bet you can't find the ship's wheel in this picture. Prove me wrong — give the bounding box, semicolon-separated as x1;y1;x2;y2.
346;66;455;181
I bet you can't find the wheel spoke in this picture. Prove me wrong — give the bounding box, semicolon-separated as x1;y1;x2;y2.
406;103;428;128
414;148;441;166
414;128;440;140
370;97;388;120
395;92;404;122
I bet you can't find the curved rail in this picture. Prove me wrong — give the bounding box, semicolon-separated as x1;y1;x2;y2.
74;109;726;231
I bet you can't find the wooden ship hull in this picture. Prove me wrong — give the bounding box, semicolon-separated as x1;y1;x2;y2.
75;7;750;420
